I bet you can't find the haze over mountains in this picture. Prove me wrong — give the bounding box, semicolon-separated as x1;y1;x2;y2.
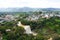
0;7;60;12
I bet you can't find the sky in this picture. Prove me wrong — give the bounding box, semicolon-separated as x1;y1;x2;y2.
0;0;60;8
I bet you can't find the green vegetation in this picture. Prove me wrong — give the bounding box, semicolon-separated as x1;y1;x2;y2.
0;11;60;40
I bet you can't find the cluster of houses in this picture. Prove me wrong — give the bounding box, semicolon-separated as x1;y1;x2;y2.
0;14;18;23
25;12;60;21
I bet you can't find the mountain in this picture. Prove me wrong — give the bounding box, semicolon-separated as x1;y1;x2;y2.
0;7;36;12
0;7;60;12
42;8;60;11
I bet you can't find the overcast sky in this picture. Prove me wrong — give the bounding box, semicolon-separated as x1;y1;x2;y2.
0;0;60;8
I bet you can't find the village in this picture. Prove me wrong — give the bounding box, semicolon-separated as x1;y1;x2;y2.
0;11;60;40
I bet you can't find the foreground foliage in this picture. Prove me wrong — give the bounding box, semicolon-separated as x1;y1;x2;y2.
0;16;60;40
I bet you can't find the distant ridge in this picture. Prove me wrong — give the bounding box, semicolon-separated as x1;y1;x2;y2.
0;7;60;12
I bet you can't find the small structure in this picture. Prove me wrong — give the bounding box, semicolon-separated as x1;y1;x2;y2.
17;21;37;36
6;29;11;32
42;14;49;19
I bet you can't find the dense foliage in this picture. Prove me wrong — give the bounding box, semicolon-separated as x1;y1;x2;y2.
0;12;60;40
